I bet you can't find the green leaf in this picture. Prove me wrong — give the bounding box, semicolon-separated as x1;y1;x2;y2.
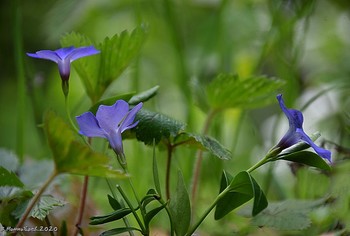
0;187;33;225
128;85;160;105
140;189;159;208
144;203;167;227
89;92;135;114
169;171;191;236
108;195;123;211
96;26;146;98
31;195;65;220
89;208;133;225
44;111;125;178
251;199;325;230
0;166;23;187
133;109;186;145
174;132;231;160
215;171;253;220
60;32;99;101
278;151;331;171
61;26;147;102
250;176;268;216
207;74;284;109
100;227;142;236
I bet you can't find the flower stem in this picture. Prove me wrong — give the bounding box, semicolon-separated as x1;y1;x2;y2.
188;146;282;235
106;179;134;236
64;93;79;133
247;147;282;173
187;186;231;235
72;175;89;236
16;171;58;229
117;185;146;234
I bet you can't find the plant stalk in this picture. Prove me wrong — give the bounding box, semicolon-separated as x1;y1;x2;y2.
16;171;58;229
72;175;89;236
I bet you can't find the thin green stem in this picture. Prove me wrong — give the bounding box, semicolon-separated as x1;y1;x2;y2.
106;179;134;236
64;94;79;133
187;186;231;235
188;146;282;235
247;147;282;173
16;171;58;229
117;185;146;233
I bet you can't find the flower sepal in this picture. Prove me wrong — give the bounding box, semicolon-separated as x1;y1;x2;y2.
277;150;331;171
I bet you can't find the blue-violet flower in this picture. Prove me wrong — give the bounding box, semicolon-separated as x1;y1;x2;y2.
76;100;143;158
276;94;331;162
27;46;100;81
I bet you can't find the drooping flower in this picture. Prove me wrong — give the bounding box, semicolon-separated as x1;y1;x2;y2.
27;46;100;81
76;100;143;158
275;94;331;162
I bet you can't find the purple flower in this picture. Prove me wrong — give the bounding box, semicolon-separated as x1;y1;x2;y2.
276;94;331;162
76;100;143;157
27;46;100;81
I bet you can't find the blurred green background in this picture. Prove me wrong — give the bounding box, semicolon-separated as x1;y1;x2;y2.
1;0;350;235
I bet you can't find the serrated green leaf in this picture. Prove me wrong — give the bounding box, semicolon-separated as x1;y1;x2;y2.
100;227;142;236
89;92;135;114
31;195;65;221
44;111;125;178
174;132;231;160
215;171;253;220
144;203;167;227
278;151;331;171
133;109;186;145
250;176;268;216
108;195;123;211
128;85;160;105
252;199;325;230
90;208;133;225
96;26;146;98
61;26;146;102
207;74;284;109
0;187;33;225
169;171;191;236
0;166;23;187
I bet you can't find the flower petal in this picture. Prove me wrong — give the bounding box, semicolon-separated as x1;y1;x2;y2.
298;129;332;162
68;46;100;62
76;112;106;138
277;94;303;129
27;50;60;63
55;46;75;60
108;130;124;156
96;100;129;132
120;102;143;132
